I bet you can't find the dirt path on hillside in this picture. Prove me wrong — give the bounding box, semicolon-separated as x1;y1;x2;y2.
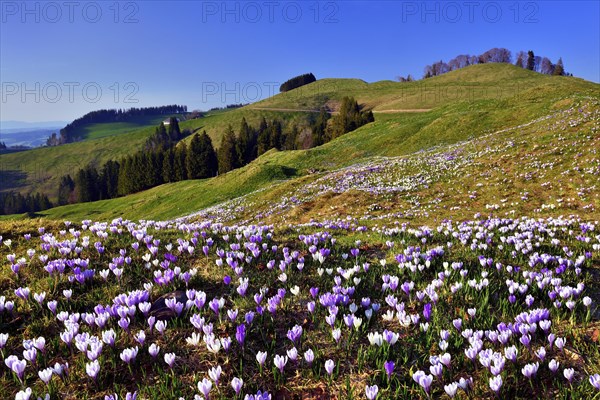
248;107;322;113
372;109;432;113
248;107;432;114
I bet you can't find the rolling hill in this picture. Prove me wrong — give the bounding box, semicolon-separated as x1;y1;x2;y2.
0;63;593;223
1;63;598;215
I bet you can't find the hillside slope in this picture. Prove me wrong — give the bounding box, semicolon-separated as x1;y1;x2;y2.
251;64;597;111
0;114;185;199
1;64;598;210
24;94;600;223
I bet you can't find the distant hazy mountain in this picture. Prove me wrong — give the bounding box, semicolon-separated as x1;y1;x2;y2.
0;128;59;148
0;120;68;130
0;121;66;148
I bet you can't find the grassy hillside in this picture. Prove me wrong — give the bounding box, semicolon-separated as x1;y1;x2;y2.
20;153;297;221
228;97;600;226
25;93;600;222
178;109;314;148
0;108;314;201
1;64;598;209
0;114;184;200
252;64;597;111
0;126;155;200
78;114;181;140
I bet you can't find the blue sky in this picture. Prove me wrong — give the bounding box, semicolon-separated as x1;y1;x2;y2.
1;0;598;122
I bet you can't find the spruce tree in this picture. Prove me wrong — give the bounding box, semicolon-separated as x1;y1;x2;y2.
99;160;120;200
257;121;271;155
167;117;181;142
155;123;169;149
526;50;535;70
117;157;133;196
162;149;176;183
553;57;565;76
237;118;257;165
326;97;373;139
58;175;75;205
174;143;188;181
269;120;282;150
74;166;99;203
312;108;329;146
218;125;240;174
284;125;298;150
198;132;218;178
186;133;203;179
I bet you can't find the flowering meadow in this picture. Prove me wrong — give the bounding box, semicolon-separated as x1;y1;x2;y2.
1;99;599;399
190;98;599;227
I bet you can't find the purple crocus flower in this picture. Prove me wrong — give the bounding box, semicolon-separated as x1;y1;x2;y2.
164;353;176;368
16;388;32;400
208;365;222;384
118;317;130;332
47;300;58;314
256;351;267;367
236;324;246;346
444;382;458;398
564;368;575;382
287;325;303;344
0;333;8;348
325;359;335;376
209;298;221;315
310;287;319;298
7;356;27;381
304;349;314;365
284;347;297;362
197;377;212;398
522;362;539;379
120;346;139;364
148;343;160;358
231;377;244;395
430;363;443;379
155;320;167;335
86;360;100;379
423;303;432;321
365;385;378;400
452;318;462;330
413;370;433;394
384;360;395;378
38;367;53;384
489;375;502;393
274;354;288;374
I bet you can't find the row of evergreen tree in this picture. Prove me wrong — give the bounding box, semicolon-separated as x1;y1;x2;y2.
52;97;373;210
47;105;187;146
218;97;373;171
144;117;188;151
0;192;52;215
279;73;317;92
412;48;568;80
208;104;248;111
56;118;213;205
